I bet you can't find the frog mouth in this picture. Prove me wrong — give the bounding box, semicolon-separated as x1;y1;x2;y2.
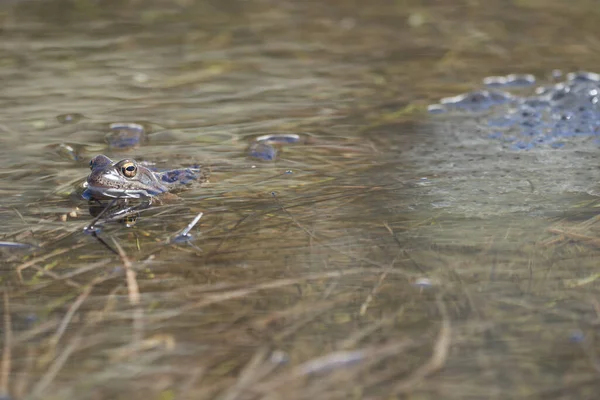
82;181;163;200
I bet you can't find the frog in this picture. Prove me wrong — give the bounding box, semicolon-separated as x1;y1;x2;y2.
82;154;206;201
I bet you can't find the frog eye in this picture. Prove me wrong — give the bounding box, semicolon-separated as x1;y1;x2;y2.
89;160;94;170
121;161;137;178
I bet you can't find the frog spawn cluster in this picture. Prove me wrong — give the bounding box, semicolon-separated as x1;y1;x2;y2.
428;71;600;150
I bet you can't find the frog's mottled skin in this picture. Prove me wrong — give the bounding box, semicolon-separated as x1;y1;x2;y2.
83;155;202;200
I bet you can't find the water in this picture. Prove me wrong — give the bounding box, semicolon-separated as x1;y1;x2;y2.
1;0;600;399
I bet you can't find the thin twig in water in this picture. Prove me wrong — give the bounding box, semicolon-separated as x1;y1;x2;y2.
391;294;452;395
112;239;143;344
111;239;140;304
359;255;399;316
1;290;12;398
338;313;400;350
171;212;204;252
51;284;96;347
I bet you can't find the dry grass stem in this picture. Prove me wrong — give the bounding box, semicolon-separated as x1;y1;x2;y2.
359;256;398;316
51;284;95;347
1;290;12;398
391;295;452;395
112;238;143;344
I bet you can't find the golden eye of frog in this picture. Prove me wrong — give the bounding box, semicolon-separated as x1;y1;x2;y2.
83;154;203;200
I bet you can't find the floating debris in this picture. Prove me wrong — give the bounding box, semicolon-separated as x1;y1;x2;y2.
171;212;203;245
248;141;277;161
248;133;302;161
105;122;147;149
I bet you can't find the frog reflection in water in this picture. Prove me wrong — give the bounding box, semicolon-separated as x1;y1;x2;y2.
83;154;205;202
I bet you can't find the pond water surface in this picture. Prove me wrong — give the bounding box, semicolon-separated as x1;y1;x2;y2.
2;0;600;399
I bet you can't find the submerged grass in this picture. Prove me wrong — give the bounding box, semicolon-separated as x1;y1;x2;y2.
3;121;600;399
2;0;600;398
4;178;600;399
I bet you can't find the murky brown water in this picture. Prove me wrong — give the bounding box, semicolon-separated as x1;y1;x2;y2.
2;0;600;399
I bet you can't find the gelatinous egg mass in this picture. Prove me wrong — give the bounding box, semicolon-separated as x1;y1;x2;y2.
428;71;600;150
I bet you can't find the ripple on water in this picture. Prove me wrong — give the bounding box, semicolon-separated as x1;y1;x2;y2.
429;71;600;150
